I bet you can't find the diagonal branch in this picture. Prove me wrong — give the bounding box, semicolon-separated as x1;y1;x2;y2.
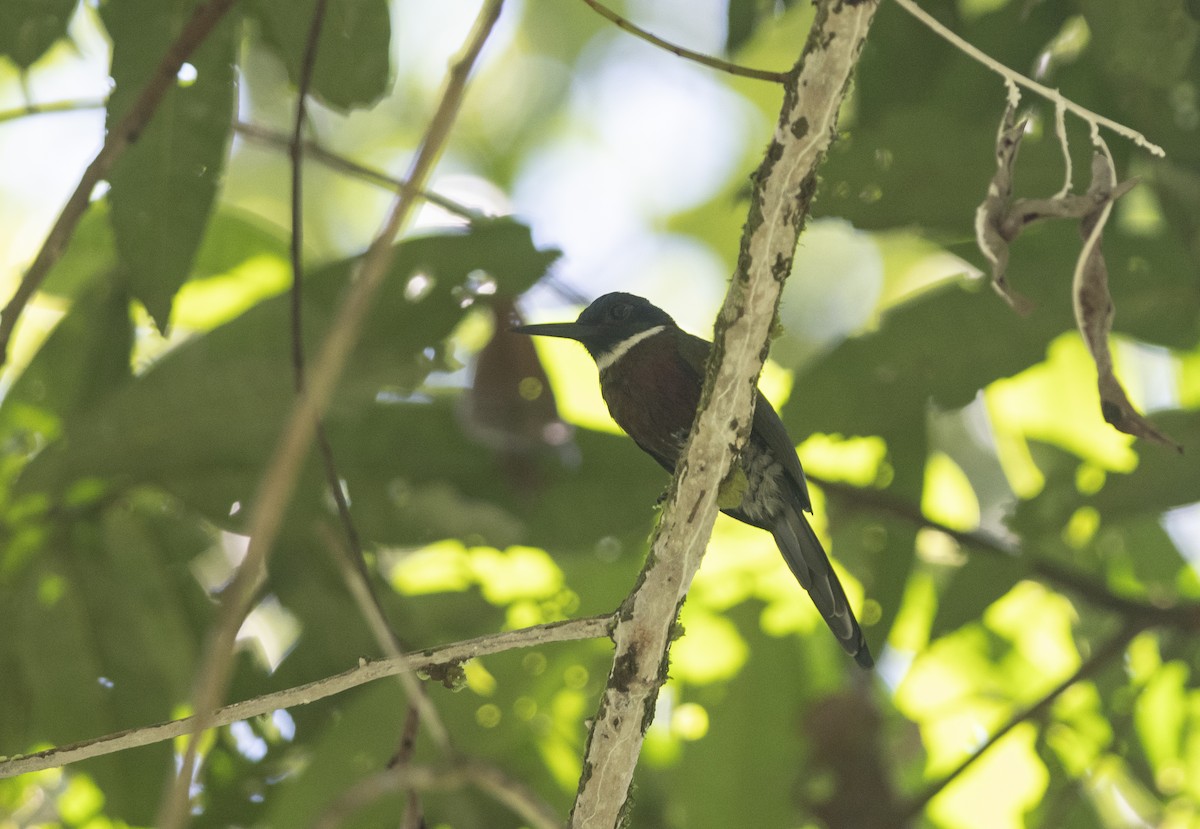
0;0;240;371
568;2;880;827
897;622;1141;824
155;3;506;827
0;615;612;780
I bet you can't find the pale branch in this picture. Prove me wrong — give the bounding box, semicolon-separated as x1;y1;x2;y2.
155;3;506;827
0;615;613;781
898;622;1142;823
567;2;881;827
891;0;1165;157
577;0;787;83
317;525;450;751
0;0;240;371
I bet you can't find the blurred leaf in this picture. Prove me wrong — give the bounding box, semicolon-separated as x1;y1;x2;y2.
264;682;409;828
103;0;238;331
0;277;132;441
930;551;1028;640
1;494;211;823
1087;411;1200;516
15;221;567;541
0;0;75;68
38;203;116;300
1081;0;1199;89
655;606;810;827
248;0;391;111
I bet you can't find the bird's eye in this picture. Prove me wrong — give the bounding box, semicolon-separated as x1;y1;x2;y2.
611;303;631;321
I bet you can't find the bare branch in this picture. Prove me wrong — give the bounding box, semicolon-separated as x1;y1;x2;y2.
578;0;787;83
0;0;240;370
156;3;507;827
568;2;880;826
0;615;612;780
234;120;483;220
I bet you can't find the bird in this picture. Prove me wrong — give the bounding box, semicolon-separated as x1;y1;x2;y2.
513;292;873;668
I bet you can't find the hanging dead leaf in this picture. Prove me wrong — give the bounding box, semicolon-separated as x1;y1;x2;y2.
974;98;1034;314
1072;151;1181;452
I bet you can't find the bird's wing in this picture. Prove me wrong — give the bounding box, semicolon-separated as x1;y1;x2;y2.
750;392;813;513
680;330;812;512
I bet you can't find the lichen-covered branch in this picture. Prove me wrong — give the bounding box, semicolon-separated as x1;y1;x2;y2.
0;615;612;780
567;2;880;826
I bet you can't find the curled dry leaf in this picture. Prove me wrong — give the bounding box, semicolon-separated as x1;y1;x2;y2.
1072;152;1182;452
974;98;1034;314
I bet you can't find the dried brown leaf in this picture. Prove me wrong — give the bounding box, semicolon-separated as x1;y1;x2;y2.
1072;151;1181;452
975;101;1034;314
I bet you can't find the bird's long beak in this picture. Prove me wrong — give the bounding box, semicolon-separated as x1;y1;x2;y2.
510;321;596;342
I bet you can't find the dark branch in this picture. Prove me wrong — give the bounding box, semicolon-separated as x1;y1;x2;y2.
810;475;1200;630
898;622;1141;823
578;0;788;83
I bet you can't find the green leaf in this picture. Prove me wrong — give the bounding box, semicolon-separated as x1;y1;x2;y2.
103;0;238;331
38;203;117;300
1081;0;1200;89
17;221;563;539
0;276;133;442
0;0;76;68
248;0;392;111
1087;411;1200;516
931;551;1029;639
263;681;409;827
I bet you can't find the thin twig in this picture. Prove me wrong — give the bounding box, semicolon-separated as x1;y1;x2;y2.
898;622;1142;822
317;525;450;750
891;0;1164;156
578;0;787;83
0;98;105;123
154;3;506;828
289;0;328;395
0;100;483;220
0;615;612;780
0;0;240;371
308;760;564;829
235;120;484;220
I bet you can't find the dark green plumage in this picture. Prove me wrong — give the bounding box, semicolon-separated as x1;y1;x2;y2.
515;292;872;668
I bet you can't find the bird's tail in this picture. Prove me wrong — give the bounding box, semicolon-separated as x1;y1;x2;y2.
773;507;873;668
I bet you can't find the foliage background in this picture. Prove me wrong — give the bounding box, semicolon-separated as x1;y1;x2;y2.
1;0;1199;827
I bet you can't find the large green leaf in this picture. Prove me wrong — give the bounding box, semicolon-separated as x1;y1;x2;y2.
103;0;238;331
0;0;75;68
248;0;392;111
16;221;563;537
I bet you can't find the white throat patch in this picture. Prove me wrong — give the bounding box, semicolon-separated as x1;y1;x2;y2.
596;325;666;372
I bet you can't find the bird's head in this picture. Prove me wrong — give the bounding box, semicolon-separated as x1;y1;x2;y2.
512;292;677;368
